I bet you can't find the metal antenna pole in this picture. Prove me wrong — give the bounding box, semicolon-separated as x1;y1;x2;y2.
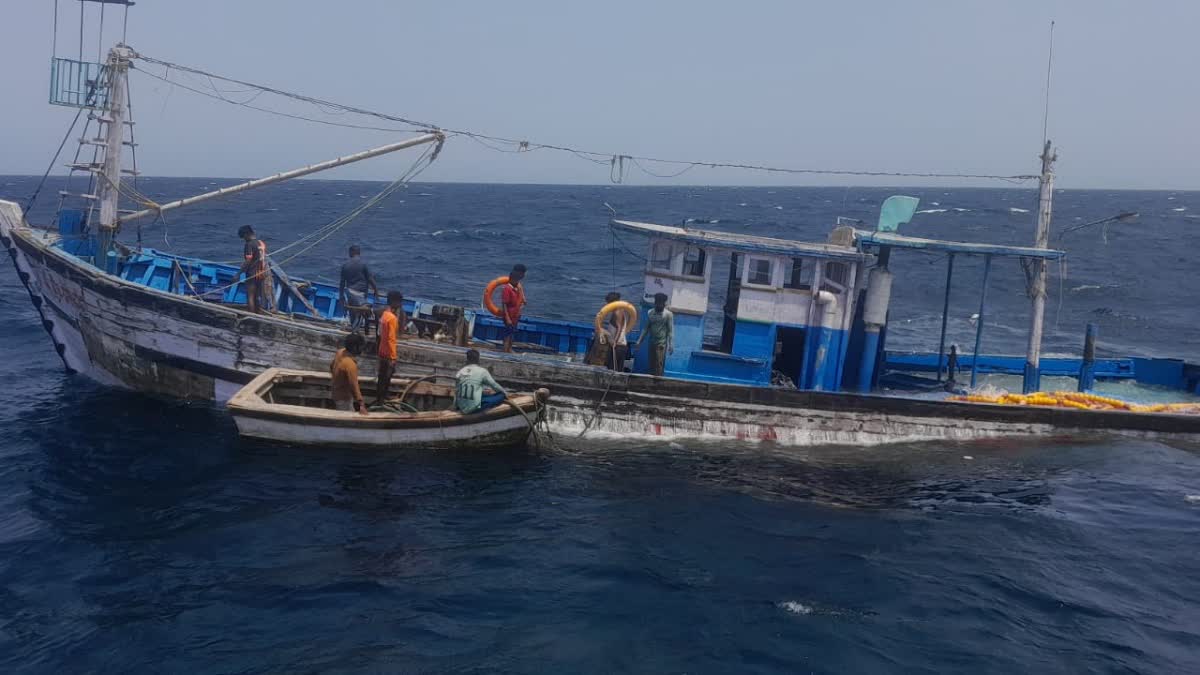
1022;141;1056;394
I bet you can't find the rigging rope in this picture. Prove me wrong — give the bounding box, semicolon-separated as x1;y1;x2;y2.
130;51;1039;184
25;106;85;214
189;141;439;299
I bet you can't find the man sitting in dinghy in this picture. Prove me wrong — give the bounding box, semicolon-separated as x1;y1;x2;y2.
330;333;368;415
455;349;508;414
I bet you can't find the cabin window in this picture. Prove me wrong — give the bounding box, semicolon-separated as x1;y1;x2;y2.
682;247;706;278
821;261;850;293
650;241;673;271
747;257;773;286
784;258;813;289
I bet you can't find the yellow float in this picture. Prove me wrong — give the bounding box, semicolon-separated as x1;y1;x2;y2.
950;389;1200;414
594;300;639;335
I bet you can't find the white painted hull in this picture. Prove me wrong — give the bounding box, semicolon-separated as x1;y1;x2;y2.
231;412;533;450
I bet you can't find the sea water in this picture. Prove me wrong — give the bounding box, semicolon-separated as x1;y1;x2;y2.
1;177;1199;672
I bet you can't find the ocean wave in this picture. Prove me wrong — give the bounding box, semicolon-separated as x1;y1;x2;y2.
1172;207;1187;212
917;209;948;214
953;207;970;212
1009;207;1030;214
778;600;812;615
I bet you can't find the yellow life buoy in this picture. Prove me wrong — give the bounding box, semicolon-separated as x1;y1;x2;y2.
594;300;639;335
483;276;509;318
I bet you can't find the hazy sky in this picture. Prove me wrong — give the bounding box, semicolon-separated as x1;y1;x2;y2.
3;0;1197;188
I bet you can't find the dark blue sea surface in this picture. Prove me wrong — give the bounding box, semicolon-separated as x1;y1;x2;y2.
2;176;1200;673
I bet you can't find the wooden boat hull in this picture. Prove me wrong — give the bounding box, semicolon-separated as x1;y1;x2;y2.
226;368;545;450
7;200;1200;447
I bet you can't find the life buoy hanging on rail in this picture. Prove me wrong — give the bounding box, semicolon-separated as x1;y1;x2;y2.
483;276;509;318
594;300;639;335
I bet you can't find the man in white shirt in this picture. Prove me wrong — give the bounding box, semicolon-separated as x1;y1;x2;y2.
455;349;508;414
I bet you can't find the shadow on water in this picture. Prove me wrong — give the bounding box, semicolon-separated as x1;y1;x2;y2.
547;433;1106;514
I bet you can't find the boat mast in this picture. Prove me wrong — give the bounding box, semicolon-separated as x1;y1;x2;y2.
95;45;133;261
1022;140;1056;394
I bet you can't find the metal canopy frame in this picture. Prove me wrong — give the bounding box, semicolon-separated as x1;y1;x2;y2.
610;220;867;261
856;231;1065;260
857;231;1065;389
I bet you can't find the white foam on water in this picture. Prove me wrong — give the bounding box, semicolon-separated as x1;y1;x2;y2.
1009;207;1030;213
1185;495;1200;504
963;455;974;460
931;201;940;206
953;207;970;212
778;601;812;615
739;203;747;207
1172;207;1187;212
917;209;947;214
774;205;783;210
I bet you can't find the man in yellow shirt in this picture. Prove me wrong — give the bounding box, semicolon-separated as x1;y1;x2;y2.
330;333;368;415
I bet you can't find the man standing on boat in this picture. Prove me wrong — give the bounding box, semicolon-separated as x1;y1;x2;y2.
455;349;508;414
604;292;629;371
636;293;674;377
330;333;368;415
501;264;527;353
374;291;406;406
339;244;378;331
237;225;271;313
586;292;625;367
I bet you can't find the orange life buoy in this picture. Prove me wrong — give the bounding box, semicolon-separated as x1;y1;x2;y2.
594;300;639;336
483;276;509;318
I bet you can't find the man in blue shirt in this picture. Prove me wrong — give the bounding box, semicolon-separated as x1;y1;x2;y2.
339;244;378;331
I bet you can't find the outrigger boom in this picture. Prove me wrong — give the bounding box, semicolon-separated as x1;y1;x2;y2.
119;132;445;224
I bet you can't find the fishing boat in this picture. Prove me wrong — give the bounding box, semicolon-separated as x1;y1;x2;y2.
226;368;550;450
7;4;1200;447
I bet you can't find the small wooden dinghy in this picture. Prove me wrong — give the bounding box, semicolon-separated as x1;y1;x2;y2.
227;367;550;450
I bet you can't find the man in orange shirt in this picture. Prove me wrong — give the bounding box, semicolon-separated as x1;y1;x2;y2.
501;264;527;353
373;290;406;407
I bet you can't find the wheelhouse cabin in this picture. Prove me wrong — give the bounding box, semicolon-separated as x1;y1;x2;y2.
611;220;868;391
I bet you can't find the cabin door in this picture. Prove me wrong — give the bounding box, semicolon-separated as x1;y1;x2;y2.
718;253;741;353
773;326;807;388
